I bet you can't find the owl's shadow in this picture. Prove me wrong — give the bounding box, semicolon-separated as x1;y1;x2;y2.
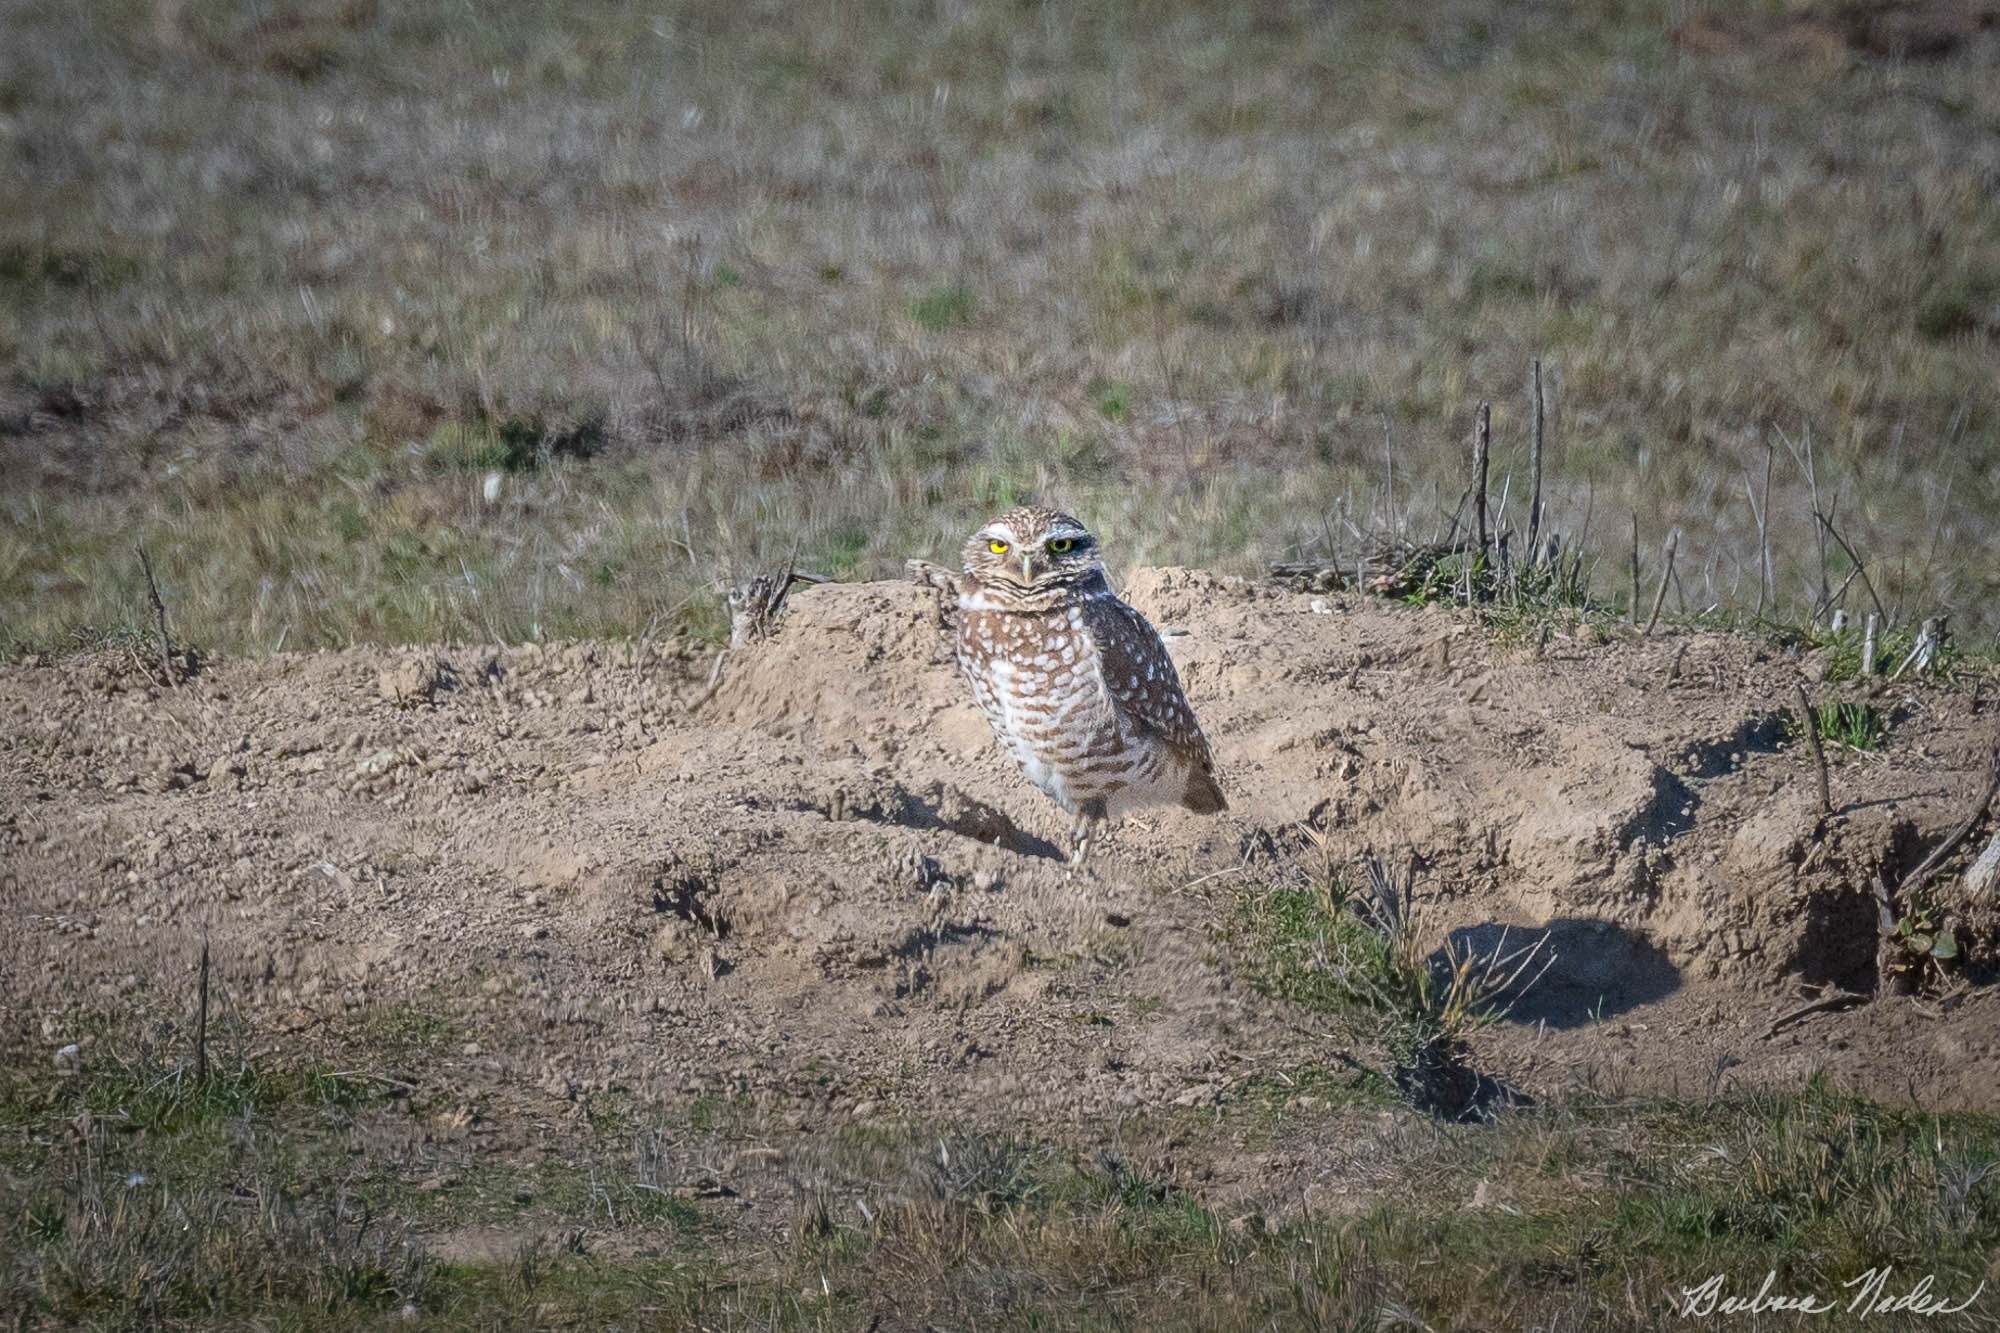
842;783;1066;862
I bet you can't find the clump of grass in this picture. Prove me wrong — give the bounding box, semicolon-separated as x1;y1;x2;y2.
1333;523;1610;647
909;283;976;331
0;1016;432;1326
1914;274;1997;342
12;1149;434;1326
1816;699;1885;752
1817;624;1924;682
1236;832;1550;1120
423;409;606;474
1088;376;1133;420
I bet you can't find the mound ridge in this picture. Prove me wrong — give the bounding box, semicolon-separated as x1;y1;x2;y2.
3;569;1997;1122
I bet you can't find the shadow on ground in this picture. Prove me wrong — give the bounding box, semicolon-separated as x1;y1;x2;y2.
1443;917;1682;1030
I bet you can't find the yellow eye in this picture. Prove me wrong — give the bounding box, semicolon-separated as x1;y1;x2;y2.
987;539;1010;555
1047;538;1075;554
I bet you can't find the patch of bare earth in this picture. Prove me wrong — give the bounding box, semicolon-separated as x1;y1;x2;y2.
4;571;1999;1231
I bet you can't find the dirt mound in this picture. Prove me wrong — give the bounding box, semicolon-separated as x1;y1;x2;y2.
4;571;1999;1129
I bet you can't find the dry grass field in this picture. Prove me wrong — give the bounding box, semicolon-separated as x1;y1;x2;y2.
6;1;2000;1329
3;0;1998;654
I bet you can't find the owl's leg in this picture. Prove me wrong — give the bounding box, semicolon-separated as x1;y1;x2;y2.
1068;799;1108;873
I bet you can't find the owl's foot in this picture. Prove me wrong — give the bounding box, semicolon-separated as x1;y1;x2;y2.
1067;805;1106;877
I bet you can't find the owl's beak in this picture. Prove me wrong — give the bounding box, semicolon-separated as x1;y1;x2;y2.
1018;553;1037;584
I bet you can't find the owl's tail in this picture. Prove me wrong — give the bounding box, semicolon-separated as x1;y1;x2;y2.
1181;764;1228;815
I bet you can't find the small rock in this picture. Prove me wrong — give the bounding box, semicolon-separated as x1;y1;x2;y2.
356;749;402;777
850;1100;877;1120
521;923;549;941
53;1043;80;1072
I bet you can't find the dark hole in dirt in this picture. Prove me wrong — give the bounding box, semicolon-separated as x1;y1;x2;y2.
1796;884;1882;992
1447;917;1681;1029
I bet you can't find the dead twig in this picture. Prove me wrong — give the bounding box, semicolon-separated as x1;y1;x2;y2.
687;648;729;714
1810;565;1861;628
1870;746;2000;995
1628;511;1639;626
1873;873;1913;996
1814;510;1888;626
1473;402;1492;569
1793;683;1833;819
1643;529;1678;636
726;561;828;649
1746;437;1774;620
195;937;210;1083
905;559;961;595
1763;986;1866;1039
1896;745;2000;903
136;545;177;687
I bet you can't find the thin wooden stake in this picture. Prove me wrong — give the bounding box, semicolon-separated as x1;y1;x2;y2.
1794;683;1832;819
1527;360;1544;569
1861;613;1879;677
1643;529;1678;636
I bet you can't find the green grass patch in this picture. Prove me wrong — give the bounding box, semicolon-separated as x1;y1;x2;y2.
909;283;976;331
6;996;1999;1332
422;410;606;474
1088;376;1133;420
1816;699;1885;752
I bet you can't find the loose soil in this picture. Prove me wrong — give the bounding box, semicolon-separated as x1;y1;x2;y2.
5;570;1999;1228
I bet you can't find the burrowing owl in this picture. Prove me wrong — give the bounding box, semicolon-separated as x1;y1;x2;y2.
953;505;1225;867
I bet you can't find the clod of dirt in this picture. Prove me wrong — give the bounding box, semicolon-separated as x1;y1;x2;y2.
378;656;449;707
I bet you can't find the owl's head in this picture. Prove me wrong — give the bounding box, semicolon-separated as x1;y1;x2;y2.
960;505;1104;597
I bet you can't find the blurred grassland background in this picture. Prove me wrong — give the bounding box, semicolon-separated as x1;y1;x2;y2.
1;0;1997;654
